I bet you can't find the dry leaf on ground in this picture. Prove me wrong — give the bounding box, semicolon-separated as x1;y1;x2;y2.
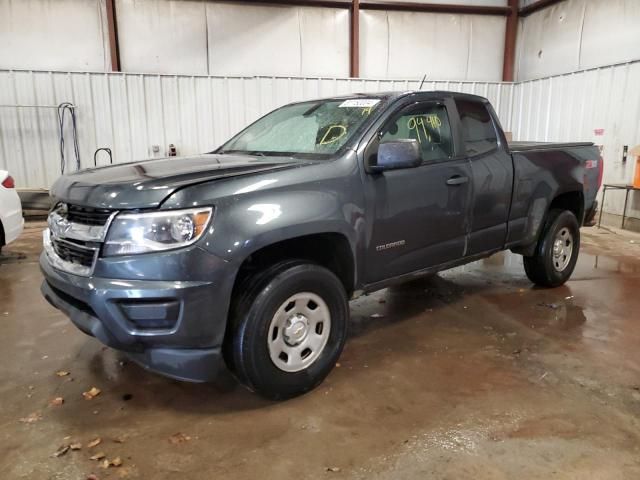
52;445;70;458
101;457;122;468
87;438;102;448
50;397;64;407
56;370;70;377
19;412;42;423
168;432;191;444
83;387;101;400
70;443;82;450
90;452;106;461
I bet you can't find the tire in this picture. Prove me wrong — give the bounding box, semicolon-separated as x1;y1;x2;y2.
523;209;580;287
225;260;349;400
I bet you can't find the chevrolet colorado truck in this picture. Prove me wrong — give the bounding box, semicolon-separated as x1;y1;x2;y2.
40;91;603;399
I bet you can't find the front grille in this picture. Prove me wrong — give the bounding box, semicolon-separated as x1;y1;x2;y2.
51;238;96;268
66;205;113;226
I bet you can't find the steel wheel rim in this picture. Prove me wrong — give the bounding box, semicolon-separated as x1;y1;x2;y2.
267;292;331;373
552;227;573;272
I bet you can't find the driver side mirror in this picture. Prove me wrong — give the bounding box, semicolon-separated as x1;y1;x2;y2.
369;139;422;173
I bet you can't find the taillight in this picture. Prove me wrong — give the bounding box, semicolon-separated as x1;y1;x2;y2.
597;156;604;190
1;175;15;189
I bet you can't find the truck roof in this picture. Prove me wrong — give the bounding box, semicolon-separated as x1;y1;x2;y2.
296;90;489;104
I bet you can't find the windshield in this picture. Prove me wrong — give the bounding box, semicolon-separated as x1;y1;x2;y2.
219;98;384;158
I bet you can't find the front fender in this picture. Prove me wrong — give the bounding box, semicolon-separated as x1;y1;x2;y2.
206;188;360;263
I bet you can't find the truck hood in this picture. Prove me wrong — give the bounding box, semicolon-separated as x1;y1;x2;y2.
50;154;300;209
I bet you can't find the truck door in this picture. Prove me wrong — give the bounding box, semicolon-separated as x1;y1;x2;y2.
453;99;513;256
363;100;473;284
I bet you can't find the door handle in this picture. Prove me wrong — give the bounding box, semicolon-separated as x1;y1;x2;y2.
446;175;469;186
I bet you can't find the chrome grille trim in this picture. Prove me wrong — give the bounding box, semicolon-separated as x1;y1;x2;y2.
43;229;98;277
48;210;117;242
44;203;119;276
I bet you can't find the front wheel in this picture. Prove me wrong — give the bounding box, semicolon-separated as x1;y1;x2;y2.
523;209;580;287
225;260;349;400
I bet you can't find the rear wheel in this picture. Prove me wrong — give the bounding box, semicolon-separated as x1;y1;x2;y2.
523;209;580;287
225;260;348;400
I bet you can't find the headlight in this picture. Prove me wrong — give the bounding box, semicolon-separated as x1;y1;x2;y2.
103;208;213;256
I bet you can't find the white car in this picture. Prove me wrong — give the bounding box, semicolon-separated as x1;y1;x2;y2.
0;170;24;253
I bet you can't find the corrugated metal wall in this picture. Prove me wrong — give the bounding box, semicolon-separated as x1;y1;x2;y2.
515;0;640;81
510;60;640;219
0;69;515;190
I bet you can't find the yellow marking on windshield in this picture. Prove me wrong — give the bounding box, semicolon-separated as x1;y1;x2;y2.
319;125;347;145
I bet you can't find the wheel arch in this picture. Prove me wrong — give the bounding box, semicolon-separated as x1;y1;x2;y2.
231;232;357;300
513;190;584;257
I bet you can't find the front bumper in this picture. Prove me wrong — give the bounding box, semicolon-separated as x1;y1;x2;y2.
40;251;235;382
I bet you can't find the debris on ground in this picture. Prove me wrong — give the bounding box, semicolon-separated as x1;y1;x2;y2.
90;452;106;461
70;443;82;450
370;313;384;318
83;387;102;400
19;412;42;423
538;302;560;310
50;397;64;407
55;370;70;377
112;436;127;444
52;445;70;457
168;432;191;444
326;467;341;472
101;457;122;468
87;438;102;448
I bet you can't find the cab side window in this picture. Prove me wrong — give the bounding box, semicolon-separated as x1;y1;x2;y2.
455;99;498;156
380;104;453;162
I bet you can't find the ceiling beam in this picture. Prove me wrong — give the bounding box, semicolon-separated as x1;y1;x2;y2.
216;0;512;15
214;0;352;8
359;1;511;16
519;0;564;17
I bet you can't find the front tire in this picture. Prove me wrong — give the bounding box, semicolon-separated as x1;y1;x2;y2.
226;261;348;400
523;209;580;287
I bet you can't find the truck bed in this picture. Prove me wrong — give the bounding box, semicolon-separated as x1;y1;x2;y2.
508;141;594;152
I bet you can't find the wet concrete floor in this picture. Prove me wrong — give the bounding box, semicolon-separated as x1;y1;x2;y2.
1;221;640;479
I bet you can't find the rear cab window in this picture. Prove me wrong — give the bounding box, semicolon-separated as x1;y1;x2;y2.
455;99;498;157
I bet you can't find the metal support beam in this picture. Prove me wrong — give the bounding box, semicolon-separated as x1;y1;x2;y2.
106;0;121;71
519;0;564;17
502;0;518;81
350;0;360;77
216;0;352;8
359;1;511;16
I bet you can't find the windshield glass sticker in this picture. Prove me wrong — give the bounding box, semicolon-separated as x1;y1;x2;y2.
339;99;380;108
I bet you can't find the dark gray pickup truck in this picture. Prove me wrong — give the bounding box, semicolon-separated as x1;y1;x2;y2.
40;91;602;399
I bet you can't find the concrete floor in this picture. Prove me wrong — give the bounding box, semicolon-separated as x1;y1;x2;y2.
1;221;640;480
